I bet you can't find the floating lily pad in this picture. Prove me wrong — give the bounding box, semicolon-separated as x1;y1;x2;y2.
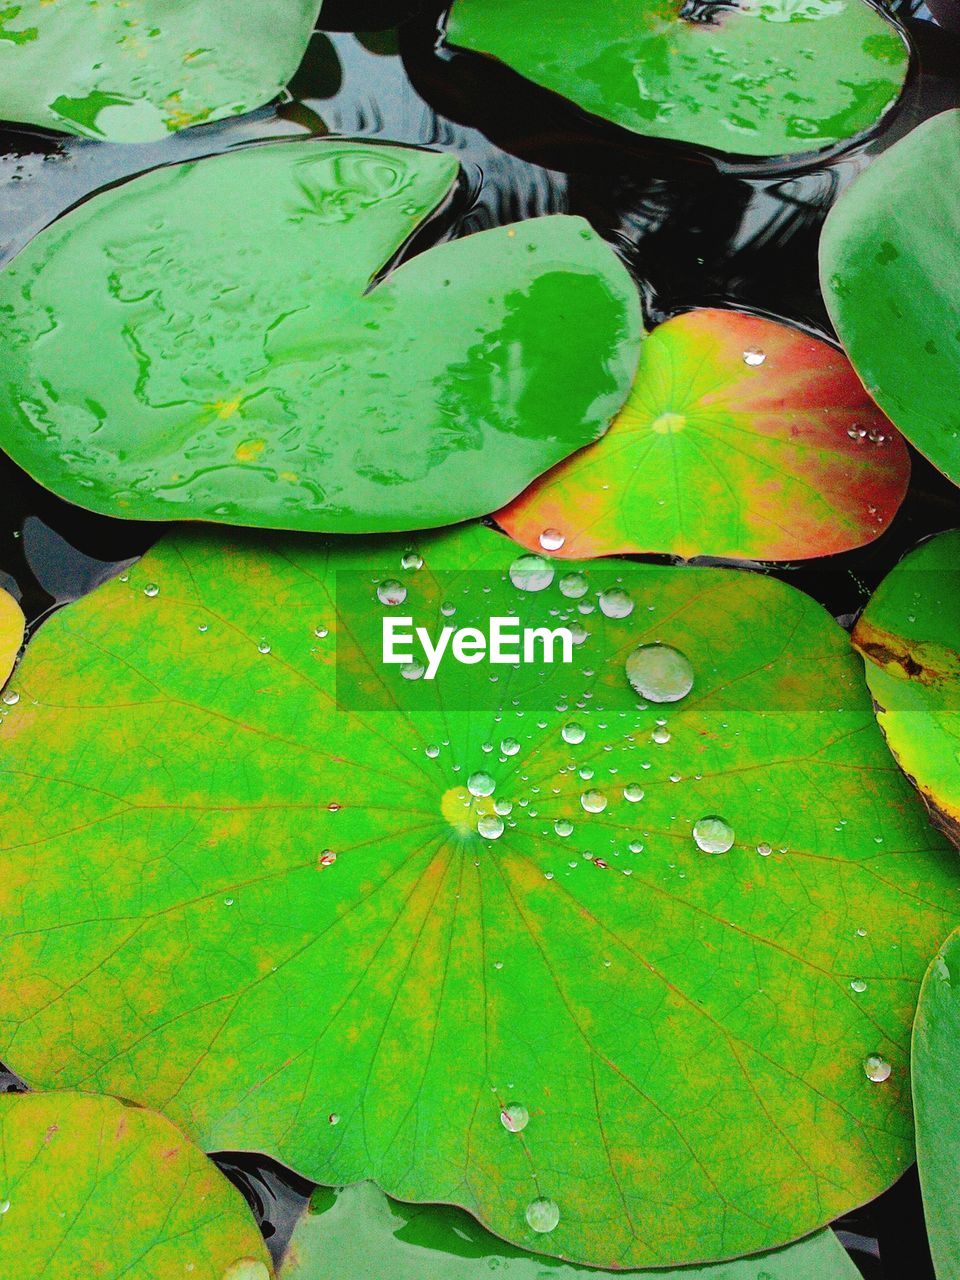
445;0;908;158
852;529;960;847
913;926;960;1280
821;110;960;487
0;141;640;533
279;1182;860;1279
497;309;908;561
0;523;954;1269
0;0;320;142
0;586;23;686
0;1091;272;1280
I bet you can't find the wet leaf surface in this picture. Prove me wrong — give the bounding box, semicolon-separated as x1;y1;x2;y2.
496;309;909;562
0;1091;273;1279
0;0;320;142
444;0;909;157
0;585;23;686
912;925;960;1280
0;522;955;1269
821;109;960;488
0;140;640;533
852;529;960;848
279;1181;860;1278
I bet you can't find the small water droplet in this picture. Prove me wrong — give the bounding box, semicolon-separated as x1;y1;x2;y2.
328;1112;340;1125
863;1054;891;1083
558;572;588;599
850;978;867;994
468;771;496;798
626;644;694;703
258;640;271;655
598;588;634;619
401;550;423;570
425;744;440;759
756;843;772;857
509;555;554;592
652;725;671;744
198;623;209;634
143;583;159;598
561;722;586;745
1;690;19;706
525;1197;560;1234
743;347;766;367
494;798;513;817
0;1199;9;1215
400;661;425;681
377;580;407;606
318;850;337;867
693;816;735;854
623;784;644;802
314;626;329;639
501;737;521;757
580;789;607;814
478;814;505;839
501;1103;529;1132
539;529;565;552
554;818;574;837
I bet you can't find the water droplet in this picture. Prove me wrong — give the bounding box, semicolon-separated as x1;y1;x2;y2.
478;814;505;840
377;580;407;606
693;816;735;854
400;661;425;681
441;602;456;617
743;347;766;366
224;897;235;907
628;840;644;853
318;850;337;867
501;1103;529;1132
468;771;496;798
525;1197;560;1234
1;690;19;706
494;798;513;817
757;843;772;857
0;1199;9;1215
626;644;695;703
580;789;607;814
198;623;209;634
554;818;574;837
598;588;634;619
652;725;671;744
863;1054;891;1083
850;979;867;994
558;572;588;599
401;550;423;570
143;583;159;598
314;626;328;639
328;1112;340;1125
539;529;565;552
623;784;644;802
509;555;554;592
501;737;520;757
562;722;585;745
425;744;440;759
258;640;271;655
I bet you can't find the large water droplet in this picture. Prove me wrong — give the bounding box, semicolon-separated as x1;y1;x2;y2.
561;722;585;745
501;737;520;757
863;1054;891;1083
626;643;694;703
525;1197;560;1234
501;1103;529;1132
693;816;735;854
554;818;574;837
580;789;607;814
377;580;407;606
509;555;554;592
468;771;496;798
478;814;505;840
623;783;644;802
143;582;159;598
539;529;565;552
558;572;588;599
598;587;634;619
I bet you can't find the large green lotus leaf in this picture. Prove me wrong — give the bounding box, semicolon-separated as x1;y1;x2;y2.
279;1182;860;1279
821;111;960;486
0;0;319;142
852;529;960;847
497;309;909;561
445;0;908;158
0;141;640;533
0;586;23;686
0;1091;272;1279
0;522;956;1269
913;926;960;1280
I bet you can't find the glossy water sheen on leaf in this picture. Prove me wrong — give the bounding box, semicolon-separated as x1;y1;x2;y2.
0;524;956;1268
497;310;908;561
0;586;23;686
852;529;960;848
279;1182;860;1278
821;110;960;486
0;0;319;141
445;0;908;157
0;141;639;533
0;1092;272;1279
913;927;960;1280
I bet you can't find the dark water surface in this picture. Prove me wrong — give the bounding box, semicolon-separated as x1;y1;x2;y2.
1;2;958;1275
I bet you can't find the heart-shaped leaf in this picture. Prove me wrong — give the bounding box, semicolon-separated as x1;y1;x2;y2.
913;925;960;1280
497;309;908;561
852;529;960;847
0;586;23;686
279;1181;860;1279
0;1091;272;1280
0;523;955;1270
821;110;960;487
0;141;640;533
0;0;320;142
445;0;908;157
